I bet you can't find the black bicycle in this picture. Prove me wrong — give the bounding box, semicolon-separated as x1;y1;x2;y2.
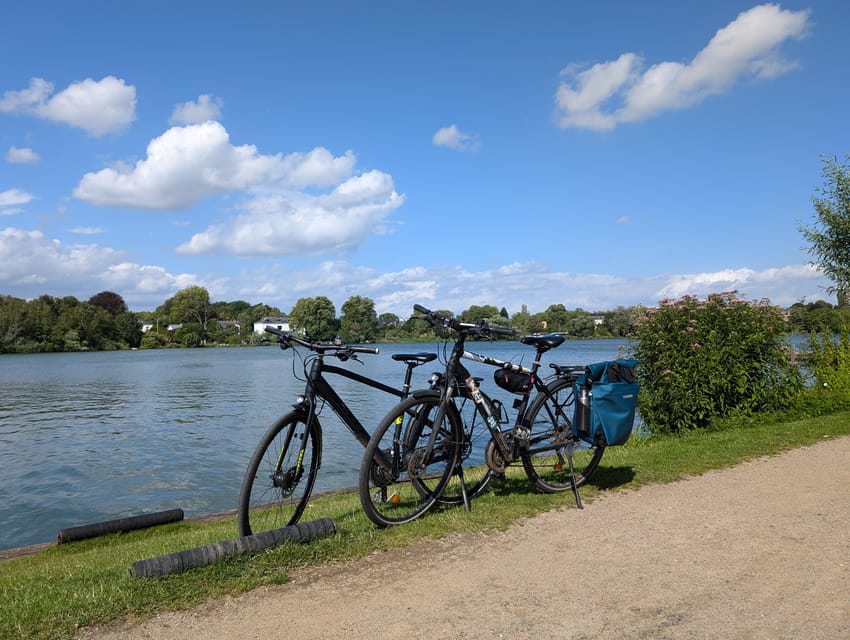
358;305;605;527
238;327;437;536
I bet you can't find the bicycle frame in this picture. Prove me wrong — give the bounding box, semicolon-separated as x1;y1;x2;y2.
296;359;407;460
281;337;436;476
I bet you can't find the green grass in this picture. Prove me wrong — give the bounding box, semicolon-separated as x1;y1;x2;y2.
3;411;850;640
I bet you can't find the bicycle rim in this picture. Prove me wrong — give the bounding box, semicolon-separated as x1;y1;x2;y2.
238;411;319;536
521;377;605;492
359;394;460;527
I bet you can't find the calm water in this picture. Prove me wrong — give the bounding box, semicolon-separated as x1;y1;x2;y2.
0;338;627;550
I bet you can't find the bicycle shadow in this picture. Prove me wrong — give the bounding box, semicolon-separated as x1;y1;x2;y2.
583;465;635;490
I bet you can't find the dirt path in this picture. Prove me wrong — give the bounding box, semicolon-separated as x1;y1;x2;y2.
80;437;850;640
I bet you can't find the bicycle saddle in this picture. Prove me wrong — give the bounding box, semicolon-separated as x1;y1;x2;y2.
520;333;565;352
392;352;438;364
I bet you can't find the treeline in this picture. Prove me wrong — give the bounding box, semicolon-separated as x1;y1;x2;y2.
0;286;845;354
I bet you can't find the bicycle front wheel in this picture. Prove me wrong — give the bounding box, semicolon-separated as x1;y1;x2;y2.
423;392;495;505
521;377;604;492
359;394;461;527
238;410;320;536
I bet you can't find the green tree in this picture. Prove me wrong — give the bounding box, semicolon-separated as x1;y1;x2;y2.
170;286;215;335
87;291;128;316
799;155;850;307
567;309;595;337
510;305;534;336
340;296;378;343
603;306;639;337
289;296;337;340
458;305;500;323
115;311;142;347
543;304;569;332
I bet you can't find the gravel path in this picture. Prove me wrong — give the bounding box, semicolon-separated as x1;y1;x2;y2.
79;436;850;640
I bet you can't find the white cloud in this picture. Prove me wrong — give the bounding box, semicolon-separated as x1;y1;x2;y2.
555;4;810;130
0;188;33;215
73;121;288;209
653;264;824;303
69;226;105;235
217;260;830;318
7;146;40;164
169;94;224;125
73;122;363;213
0;226;196;307
0;226;831;315
177;169;404;257
433;124;480;151
0;76;136;136
280;147;357;188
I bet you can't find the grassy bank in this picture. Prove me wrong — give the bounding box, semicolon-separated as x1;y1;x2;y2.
3;412;850;640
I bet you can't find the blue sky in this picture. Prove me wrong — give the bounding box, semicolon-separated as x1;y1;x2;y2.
2;1;848;317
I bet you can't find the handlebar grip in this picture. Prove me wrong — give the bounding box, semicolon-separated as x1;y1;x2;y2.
351;346;380;355
264;326;286;337
413;304;430;315
489;326;516;337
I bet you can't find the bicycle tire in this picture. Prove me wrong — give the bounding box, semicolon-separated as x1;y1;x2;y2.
421;391;495;505
521;376;605;492
359;394;461;527
238;410;320;536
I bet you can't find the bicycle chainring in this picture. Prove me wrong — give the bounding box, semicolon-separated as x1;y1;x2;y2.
484;438;507;474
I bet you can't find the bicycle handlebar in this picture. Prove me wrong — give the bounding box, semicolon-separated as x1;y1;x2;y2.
264;326;379;357
413;304;515;338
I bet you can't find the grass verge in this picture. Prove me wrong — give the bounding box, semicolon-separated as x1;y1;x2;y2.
3;411;850;640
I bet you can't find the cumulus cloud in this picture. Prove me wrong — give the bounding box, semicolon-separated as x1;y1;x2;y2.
73;121;289;209
0;76;136;136
555;4;810;130
169;94;224;125
0;188;33;215
653;264;824;303
433;124;480;151
0;226;196;307
176;169;404;257
73;122;363;212
7;146;40;164
72;119;403;257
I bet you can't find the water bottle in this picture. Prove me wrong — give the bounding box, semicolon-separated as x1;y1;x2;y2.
576;386;591;437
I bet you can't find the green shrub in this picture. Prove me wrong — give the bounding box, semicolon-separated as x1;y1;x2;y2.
808;328;850;393
633;292;803;434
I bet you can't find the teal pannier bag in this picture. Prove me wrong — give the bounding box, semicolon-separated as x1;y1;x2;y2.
572;359;639;446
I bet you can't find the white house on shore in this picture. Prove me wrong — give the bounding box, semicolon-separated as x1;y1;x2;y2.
253;316;291;335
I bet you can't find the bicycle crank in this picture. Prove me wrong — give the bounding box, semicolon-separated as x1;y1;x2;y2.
484;437;509;474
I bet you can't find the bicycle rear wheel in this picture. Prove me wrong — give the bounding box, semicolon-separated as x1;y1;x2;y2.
238;410;320;536
521;377;604;492
359;394;461;527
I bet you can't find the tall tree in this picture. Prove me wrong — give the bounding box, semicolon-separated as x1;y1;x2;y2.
799;155;850;307
289;296;337;340
339;296;378;343
88;291;128;316
170;286;215;332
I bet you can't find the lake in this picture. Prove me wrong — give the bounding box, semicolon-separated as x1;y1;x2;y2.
0;338;628;551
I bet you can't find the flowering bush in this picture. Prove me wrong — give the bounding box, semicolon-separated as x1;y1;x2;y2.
808;329;850;394
632;292;803;433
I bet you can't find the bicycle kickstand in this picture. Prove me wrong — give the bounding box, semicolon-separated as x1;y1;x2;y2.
566;447;584;510
455;465;471;512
